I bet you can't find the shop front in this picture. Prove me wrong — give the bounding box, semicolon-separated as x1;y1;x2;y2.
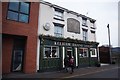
38;35;99;72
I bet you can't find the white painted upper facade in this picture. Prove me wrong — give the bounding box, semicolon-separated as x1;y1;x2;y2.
38;1;97;42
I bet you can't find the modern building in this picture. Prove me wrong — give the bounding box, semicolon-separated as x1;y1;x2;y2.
2;2;39;74
37;1;99;72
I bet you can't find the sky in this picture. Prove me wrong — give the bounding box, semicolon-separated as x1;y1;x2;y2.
44;0;119;47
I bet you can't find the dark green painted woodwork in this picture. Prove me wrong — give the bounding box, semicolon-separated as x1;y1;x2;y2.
40;38;98;48
90;57;98;66
78;58;89;66
39;35;99;47
78;57;98;67
72;47;76;67
39;45;62;71
59;47;63;69
44;39;54;45
39;37;99;71
39;58;61;71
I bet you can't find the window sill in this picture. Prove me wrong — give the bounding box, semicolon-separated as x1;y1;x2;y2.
67;31;80;34
90;27;96;29
82;24;88;27
53;17;64;21
43;57;60;59
6;18;29;24
79;57;88;58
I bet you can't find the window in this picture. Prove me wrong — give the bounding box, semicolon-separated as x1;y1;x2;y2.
7;2;30;23
91;30;96;41
83;29;88;41
54;8;64;20
67;18;80;34
66;47;73;57
79;48;88;58
54;23;64;37
44;46;59;58
82;18;87;26
90;48;97;57
91;22;94;27
90;20;95;28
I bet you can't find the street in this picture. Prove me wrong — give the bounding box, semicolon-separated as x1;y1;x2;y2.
63;66;119;78
2;64;119;79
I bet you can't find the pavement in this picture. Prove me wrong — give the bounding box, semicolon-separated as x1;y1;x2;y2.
2;64;119;79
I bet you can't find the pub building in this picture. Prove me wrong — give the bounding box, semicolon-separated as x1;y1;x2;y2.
37;1;99;72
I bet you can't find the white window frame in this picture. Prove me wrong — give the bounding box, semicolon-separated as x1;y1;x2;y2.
54;10;64;20
82;19;87;26
91;22;94;27
54;25;63;37
79;48;88;58
91;31;96;41
90;48;97;57
83;30;88;41
43;46;59;58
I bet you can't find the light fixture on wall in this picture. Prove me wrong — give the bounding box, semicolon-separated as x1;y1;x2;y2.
43;23;51;31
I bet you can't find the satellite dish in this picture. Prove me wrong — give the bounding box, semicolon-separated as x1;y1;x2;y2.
43;23;50;31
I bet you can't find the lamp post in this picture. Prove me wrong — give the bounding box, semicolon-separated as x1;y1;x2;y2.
107;24;112;64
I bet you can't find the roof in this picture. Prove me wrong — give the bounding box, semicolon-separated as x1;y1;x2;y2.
40;0;96;22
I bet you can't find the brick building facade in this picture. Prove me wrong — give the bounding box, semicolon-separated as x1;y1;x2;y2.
2;2;39;74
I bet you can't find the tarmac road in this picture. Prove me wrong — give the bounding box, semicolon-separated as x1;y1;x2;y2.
63;66;119;78
2;64;119;79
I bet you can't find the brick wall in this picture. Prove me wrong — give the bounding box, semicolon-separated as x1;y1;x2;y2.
2;36;13;74
2;2;39;74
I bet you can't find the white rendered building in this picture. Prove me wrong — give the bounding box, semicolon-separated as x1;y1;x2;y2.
37;1;99;72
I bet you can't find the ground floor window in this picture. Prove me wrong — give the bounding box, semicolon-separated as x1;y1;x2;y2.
79;48;88;58
66;47;73;57
44;46;59;58
90;48;97;57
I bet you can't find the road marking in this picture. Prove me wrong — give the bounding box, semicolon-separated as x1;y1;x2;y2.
61;67;119;78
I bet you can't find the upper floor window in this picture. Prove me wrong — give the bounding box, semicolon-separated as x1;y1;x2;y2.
7;2;30;23
90;20;96;29
91;22;94;27
91;30;95;34
54;23;64;37
83;29;88;41
67;18;80;34
91;30;96;41
82;18;87;27
54;8;64;20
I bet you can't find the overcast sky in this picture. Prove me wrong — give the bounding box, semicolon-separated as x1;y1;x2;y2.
44;0;119;47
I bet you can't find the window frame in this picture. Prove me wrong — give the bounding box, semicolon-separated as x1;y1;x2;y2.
54;23;64;37
54;25;63;37
90;48;97;57
91;30;96;41
79;48;89;58
7;2;30;23
54;8;64;20
43;46;59;59
82;18;87;27
82;29;88;41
